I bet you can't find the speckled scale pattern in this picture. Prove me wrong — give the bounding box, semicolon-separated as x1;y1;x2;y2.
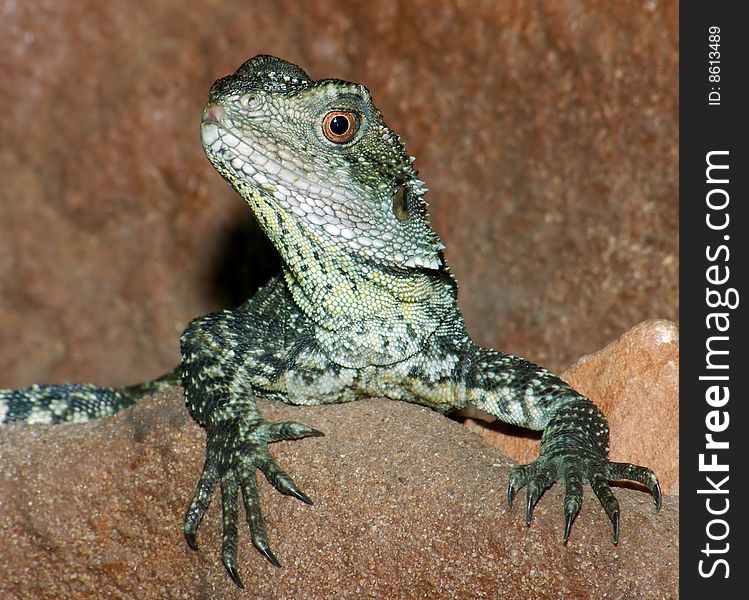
0;384;134;424
0;370;179;424
0;55;661;587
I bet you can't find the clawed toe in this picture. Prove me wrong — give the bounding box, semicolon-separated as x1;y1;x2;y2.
653;480;663;512
266;420;325;442
563;499;578;542
255;540;282;568
507;454;660;545
508;461;557;526
184;531;199;551
281;477;314;505
589;470;620;542
607;461;662;512
184;416;321;585
224;562;245;589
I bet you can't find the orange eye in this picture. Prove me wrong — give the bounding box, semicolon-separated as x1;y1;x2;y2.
322;111;358;143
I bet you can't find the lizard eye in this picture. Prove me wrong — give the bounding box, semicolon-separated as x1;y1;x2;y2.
322;111;358;143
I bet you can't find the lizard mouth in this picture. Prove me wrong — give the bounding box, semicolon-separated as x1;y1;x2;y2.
200;119;262;182
200;119;362;229
200;121;296;199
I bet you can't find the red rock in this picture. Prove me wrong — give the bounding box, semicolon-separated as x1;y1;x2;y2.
0;390;677;598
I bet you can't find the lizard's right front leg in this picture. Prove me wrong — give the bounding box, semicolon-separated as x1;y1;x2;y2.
180;310;323;588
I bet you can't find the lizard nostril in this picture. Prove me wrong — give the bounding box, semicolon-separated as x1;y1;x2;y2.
238;94;260;109
202;104;226;125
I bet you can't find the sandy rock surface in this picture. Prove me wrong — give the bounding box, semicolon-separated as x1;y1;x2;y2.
1;389;676;599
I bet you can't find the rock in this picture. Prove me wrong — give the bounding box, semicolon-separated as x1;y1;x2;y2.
0;0;678;391
463;320;679;494
0;389;677;598
0;4;680;591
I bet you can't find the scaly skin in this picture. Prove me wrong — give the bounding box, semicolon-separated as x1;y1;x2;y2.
0;55;661;588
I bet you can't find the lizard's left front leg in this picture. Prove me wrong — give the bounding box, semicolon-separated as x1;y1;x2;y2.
180;305;324;588
463;347;661;542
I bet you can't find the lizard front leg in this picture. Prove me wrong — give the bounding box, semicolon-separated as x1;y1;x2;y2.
180;307;322;588
463;346;662;542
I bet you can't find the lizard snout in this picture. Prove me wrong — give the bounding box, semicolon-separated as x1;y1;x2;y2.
202;104;226;126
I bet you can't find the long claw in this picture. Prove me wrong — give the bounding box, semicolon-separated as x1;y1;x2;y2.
285;481;314;505
258;455;314;505
267;421;325;442
507;482;515;509
653;480;662;512
563;510;574;542
563;498;579;543
525;493;534;526
185;531;198;551
257;542;282;568
612;510;620;544
225;563;245;589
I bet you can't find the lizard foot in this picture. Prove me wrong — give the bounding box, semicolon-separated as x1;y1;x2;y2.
184;418;323;588
507;451;661;544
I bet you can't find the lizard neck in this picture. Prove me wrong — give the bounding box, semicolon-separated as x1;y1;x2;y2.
273;212;456;367
241;175;457;368
282;252;452;326
284;258;456;368
245;184;453;319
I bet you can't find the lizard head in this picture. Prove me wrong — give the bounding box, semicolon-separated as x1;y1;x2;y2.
200;55;445;272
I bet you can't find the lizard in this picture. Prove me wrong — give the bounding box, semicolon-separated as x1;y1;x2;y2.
0;55;661;588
